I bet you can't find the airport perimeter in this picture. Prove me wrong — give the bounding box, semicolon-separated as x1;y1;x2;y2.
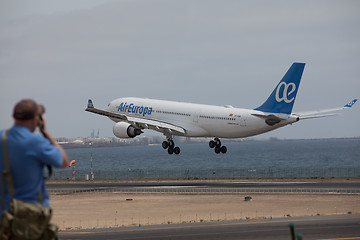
52;167;360;180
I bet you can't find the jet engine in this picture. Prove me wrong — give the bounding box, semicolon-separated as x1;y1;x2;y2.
113;122;143;138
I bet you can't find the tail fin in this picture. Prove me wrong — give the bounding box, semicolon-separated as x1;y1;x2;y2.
254;62;305;114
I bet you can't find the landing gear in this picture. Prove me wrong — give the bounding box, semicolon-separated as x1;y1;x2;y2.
209;138;227;154
162;138;180;155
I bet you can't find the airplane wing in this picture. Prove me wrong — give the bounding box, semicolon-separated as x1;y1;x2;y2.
85;100;127;121
126;116;185;134
85;99;186;135
294;99;357;120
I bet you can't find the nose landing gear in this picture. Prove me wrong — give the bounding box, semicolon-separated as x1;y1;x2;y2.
162;138;180;155
209;138;227;154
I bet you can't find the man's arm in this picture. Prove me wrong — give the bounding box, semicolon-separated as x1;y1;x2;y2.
39;113;69;168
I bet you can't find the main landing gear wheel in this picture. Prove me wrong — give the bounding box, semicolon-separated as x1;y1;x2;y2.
162;139;180;155
209;138;227;154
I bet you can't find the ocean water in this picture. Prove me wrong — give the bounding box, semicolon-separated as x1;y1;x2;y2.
53;138;360;179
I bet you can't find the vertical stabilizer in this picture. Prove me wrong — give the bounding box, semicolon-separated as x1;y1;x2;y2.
254;62;305;114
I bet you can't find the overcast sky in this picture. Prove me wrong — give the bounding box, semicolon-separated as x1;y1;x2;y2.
1;0;359;139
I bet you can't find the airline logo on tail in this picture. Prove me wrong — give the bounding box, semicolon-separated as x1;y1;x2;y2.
275;82;296;103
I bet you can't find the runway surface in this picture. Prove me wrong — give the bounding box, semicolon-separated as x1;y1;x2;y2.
60;214;360;240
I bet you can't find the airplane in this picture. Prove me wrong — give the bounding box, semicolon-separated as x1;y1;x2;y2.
85;62;357;155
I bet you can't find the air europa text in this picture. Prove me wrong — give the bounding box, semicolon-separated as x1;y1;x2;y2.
117;102;153;116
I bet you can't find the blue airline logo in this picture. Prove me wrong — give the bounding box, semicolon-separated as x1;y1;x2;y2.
118;102;153;116
275;82;296;103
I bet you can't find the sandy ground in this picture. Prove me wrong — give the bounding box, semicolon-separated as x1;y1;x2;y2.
50;192;360;230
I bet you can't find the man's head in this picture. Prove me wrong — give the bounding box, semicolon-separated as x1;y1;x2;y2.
13;99;41;132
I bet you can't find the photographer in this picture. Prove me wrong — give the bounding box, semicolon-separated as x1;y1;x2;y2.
0;99;69;239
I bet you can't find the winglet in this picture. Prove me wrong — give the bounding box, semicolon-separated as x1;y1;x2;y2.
344;99;357;108
87;99;94;109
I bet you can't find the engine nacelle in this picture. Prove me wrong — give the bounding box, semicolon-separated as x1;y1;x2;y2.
113;122;143;138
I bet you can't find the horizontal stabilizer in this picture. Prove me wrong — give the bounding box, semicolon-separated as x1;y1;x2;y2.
295;99;357;120
298;113;338;120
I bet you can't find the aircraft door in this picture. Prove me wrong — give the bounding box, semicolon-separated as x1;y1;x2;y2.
239;115;246;127
193;109;201;123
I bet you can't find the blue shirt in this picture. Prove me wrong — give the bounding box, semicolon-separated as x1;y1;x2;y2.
0;126;63;215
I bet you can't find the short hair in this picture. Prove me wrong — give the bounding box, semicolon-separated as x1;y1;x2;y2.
13;99;39;120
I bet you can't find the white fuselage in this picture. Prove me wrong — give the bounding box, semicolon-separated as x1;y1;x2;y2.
107;97;298;139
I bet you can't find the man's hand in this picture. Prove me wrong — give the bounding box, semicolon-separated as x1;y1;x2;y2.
38;113;50;139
